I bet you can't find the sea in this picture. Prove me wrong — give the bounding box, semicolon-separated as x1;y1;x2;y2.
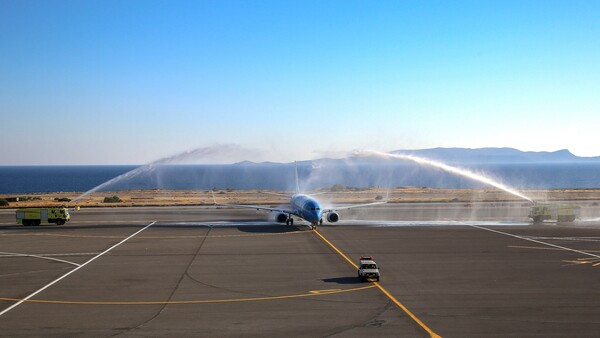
0;162;599;194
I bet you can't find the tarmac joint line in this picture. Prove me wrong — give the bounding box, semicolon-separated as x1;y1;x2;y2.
312;229;442;338
0;230;310;240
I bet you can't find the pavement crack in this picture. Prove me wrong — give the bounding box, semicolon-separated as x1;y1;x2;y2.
184;270;266;297
109;227;212;337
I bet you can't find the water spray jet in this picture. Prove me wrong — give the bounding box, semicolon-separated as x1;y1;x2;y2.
353;149;535;204
70;145;261;203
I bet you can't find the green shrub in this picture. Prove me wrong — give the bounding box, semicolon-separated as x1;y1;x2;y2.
0;199;9;206
103;195;123;203
54;197;71;202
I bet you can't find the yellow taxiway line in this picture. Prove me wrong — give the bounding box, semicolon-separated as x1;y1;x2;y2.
0;285;375;305
313;229;442;338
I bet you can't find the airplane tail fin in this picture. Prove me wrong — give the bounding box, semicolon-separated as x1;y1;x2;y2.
294;161;300;194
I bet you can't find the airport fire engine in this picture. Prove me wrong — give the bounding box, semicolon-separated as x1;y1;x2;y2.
528;204;580;223
16;207;70;226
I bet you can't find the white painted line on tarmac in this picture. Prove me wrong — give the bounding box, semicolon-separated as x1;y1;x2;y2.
521;236;600;242
0;221;156;317
467;224;600;259
0;252;81;267
340;220;529;227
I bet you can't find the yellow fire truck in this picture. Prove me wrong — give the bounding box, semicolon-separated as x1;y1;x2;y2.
16;208;70;226
528;204;580;223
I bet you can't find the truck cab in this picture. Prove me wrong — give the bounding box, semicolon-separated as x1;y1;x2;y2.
357;256;380;282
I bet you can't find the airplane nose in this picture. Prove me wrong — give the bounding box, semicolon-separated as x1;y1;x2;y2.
307;210;320;223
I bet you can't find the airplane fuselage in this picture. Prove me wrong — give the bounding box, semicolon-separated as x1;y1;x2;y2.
290;194;323;224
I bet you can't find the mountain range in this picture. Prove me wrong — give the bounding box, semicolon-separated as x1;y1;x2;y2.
388;147;600;164
236;148;600;165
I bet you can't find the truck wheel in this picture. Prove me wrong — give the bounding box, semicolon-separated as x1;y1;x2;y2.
23;220;30;226
34;220;41;226
376;277;380;282
56;219;65;225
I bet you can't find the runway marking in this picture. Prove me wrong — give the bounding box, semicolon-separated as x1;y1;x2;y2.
468;224;600;260
509;245;600;254
521;236;600;243
0;251;81;267
309;289;342;294
0;221;156;317
562;257;600;267
0;231;308;239
312;229;441;338
0;285;375;305
508;246;600;267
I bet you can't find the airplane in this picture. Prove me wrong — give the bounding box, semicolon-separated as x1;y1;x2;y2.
212;162;386;229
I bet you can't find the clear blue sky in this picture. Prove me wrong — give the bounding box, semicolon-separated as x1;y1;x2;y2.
1;0;599;164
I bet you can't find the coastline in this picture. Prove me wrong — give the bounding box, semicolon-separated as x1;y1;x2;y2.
2;187;600;209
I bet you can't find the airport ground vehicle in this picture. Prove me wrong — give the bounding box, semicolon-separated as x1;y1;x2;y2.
16;207;70;226
528;204;580;223
357;256;380;282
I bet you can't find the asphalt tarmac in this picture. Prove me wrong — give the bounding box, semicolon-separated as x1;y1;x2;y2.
1;203;599;337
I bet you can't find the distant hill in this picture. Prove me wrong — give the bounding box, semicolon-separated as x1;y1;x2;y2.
390;147;600;163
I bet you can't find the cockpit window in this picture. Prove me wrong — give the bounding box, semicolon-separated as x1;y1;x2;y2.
306;201;321;211
361;264;377;269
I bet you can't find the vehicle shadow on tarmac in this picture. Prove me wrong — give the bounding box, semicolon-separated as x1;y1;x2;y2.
322;277;363;284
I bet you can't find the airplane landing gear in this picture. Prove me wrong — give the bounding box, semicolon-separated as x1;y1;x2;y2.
286;217;294;226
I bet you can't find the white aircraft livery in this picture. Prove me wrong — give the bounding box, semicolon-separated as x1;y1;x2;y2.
213;162;386;229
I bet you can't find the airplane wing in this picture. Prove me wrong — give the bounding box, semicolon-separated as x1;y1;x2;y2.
260;191;294;198
212;192;296;215
322;201;387;213
260;191;329;197
216;202;296;215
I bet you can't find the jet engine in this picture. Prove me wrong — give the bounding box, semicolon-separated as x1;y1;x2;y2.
326;212;339;223
275;213;288;223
